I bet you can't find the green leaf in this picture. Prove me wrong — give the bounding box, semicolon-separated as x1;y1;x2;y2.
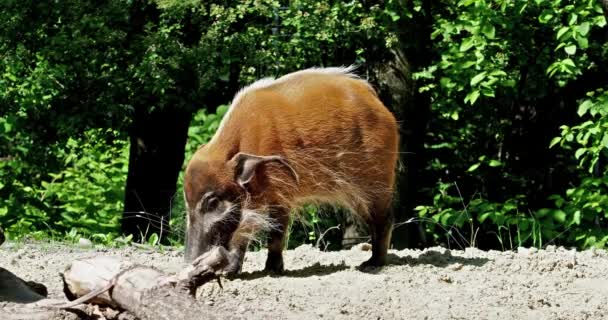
458;0;476;6
5;73;17;82
564;45;577;55
601;133;608;148
489;160;502;167
575;148;586;159
481;87;495;97
465;90;481;105
440;213;452;225
546;61;561;77
518;3;528;14
578;100;593;117
539;10;554;23
0;207;7;216
386;10;400;22
216;104;229;117
562;58;576;68
576;36;589;49
61;212;75;223
568;13;578;25
552;210;566;223
467;163;481;172
549;137;561;148
556;26;570;40
478;212;493;223
218;73;230;82
147;233;159;246
481;24;495;39
573;210;581;225
470;72;487;86
535;208;550;218
3;121;12;133
459;38;475;52
576;22;590;36
566;133;574;142
82;218;97;226
489;70;507;77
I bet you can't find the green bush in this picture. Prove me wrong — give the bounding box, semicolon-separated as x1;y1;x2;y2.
0;127;129;243
0;114;52;240
411;0;608;249
40;129;129;243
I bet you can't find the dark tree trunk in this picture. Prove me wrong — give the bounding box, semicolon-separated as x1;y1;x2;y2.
369;0;436;249
121;107;192;243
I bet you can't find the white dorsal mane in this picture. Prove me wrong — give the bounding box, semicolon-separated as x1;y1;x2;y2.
213;65;361;140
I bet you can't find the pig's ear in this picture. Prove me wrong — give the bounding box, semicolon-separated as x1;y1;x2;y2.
230;152;299;192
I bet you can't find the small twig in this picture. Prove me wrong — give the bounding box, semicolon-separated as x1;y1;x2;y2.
52;281;115;309
316;224;340;249
454;182;475;247
399;217;467;250
48;74;65;89
392;217;416;230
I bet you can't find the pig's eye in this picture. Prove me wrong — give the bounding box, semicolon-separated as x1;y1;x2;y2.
204;196;220;212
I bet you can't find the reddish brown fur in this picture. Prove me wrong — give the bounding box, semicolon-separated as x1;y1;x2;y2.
184;67;399;273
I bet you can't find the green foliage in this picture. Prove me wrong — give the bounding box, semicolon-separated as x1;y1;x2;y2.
2;0;607;252
0;127;128;243
183;105;229;161
1;0;386;246
412;0;608;249
285;204;343;251
40;129;128;240
553;89;608;173
416;182;558;250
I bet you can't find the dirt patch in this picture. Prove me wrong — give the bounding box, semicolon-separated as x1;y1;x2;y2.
1;241;608;319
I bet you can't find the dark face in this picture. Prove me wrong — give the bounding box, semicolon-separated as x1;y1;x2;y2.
183;160;242;262
183;150;297;263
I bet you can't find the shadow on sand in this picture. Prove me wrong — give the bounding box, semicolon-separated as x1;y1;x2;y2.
0;267;48;303
358;249;490;274
233;248;490;279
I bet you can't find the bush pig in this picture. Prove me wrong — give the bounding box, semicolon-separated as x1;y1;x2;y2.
183;66;399;274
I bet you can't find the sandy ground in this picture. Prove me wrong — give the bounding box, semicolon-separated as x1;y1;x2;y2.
1;241;608;319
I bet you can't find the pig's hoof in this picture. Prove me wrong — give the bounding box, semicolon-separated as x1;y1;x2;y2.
264;253;284;274
221;263;242;277
358;255;386;272
222;258;242;276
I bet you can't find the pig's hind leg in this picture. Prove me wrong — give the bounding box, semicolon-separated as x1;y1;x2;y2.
264;208;289;274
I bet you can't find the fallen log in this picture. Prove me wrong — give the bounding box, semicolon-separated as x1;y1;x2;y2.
58;246;231;320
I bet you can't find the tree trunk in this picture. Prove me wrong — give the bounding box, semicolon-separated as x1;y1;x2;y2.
371;48;429;250
367;0;435;250
121;107;192;243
